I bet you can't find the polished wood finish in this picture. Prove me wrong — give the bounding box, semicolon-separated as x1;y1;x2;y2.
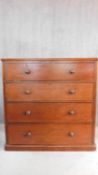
7;124;93;145
1;58;97;151
5;62;95;81
5;145;96;151
6;103;93;123
5;82;94;101
1;58;97;61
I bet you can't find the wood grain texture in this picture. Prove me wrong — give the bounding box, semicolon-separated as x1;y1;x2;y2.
1;58;97;151
6;103;93;123
4;62;95;81
5;82;94;101
7;124;93;145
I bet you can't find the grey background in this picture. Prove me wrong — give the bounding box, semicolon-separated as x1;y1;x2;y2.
0;0;98;123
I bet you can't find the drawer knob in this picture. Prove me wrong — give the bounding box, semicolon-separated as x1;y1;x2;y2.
68;110;76;115
68;132;75;137
24;110;32;116
68;89;75;94
24;131;32;137
24;90;31;95
69;70;75;74
25;70;31;74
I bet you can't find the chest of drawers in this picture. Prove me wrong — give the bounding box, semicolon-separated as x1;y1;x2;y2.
2;58;97;151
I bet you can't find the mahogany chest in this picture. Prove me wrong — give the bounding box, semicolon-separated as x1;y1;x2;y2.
2;58;97;151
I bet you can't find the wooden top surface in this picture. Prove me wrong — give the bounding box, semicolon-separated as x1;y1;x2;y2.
1;58;98;62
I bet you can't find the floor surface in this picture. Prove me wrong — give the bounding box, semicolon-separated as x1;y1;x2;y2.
0;124;98;175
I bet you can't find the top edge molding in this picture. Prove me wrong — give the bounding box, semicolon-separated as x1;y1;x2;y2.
1;58;98;62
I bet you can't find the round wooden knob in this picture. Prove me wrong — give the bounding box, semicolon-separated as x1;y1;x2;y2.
25;70;31;74
68;110;76;115
68;132;75;137
69;70;75;74
24;131;32;137
24;110;32;116
68;89;75;94
24;90;31;95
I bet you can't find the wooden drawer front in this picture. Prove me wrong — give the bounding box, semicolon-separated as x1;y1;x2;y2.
6;103;93;123
5;62;95;81
5;83;94;101
7;124;93;145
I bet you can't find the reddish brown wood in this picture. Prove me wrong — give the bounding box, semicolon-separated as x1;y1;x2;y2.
4;62;95;81
1;58;97;151
5;82;94;101
7;124;93;145
1;58;97;61
5;144;96;151
6;103;93;123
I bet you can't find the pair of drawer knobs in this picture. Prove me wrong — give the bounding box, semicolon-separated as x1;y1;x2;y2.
24;110;76;116
25;70;75;74
24;131;75;137
24;89;76;95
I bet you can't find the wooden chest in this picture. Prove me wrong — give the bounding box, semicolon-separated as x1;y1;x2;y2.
2;58;97;151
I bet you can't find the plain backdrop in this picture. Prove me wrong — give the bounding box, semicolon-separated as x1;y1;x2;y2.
0;0;98;123
0;2;98;175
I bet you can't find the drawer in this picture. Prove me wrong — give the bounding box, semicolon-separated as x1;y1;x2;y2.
4;62;95;81
7;124;93;145
6;103;93;123
5;82;94;101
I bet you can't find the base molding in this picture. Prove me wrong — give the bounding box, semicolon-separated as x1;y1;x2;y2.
5;144;96;151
